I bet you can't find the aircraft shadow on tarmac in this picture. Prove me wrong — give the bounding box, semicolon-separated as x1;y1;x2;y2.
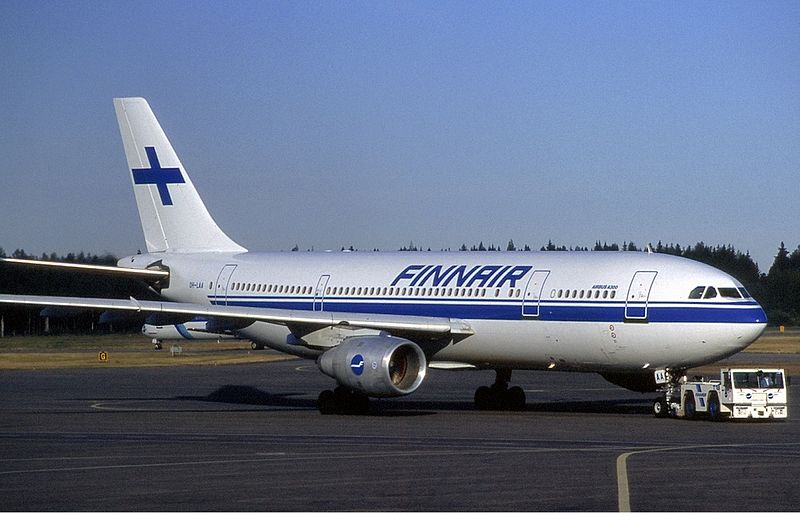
179;385;654;417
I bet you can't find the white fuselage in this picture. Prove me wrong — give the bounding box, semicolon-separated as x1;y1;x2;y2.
121;250;766;373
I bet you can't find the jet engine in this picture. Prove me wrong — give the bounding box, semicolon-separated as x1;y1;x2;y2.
317;335;427;397
599;371;658;393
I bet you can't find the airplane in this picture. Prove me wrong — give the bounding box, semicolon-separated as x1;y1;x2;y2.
0;97;767;414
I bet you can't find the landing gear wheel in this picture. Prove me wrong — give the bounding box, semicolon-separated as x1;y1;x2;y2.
507;386;526;411
473;370;526;411
250;341;264;350
474;386;492;410
317;386;370;415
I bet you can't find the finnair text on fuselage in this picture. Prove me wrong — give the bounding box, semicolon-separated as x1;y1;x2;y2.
391;264;532;289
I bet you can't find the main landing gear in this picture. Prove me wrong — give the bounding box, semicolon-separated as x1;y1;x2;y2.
474;369;526;411
318;386;370;415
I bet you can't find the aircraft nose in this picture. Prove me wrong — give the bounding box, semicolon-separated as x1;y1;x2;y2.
735;300;767;350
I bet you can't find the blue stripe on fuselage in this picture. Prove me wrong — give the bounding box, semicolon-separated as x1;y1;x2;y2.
208;295;765;324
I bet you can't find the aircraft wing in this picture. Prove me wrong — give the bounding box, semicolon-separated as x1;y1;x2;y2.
0;294;474;338
0;257;168;280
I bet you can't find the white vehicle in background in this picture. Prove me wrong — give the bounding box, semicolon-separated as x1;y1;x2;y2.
655;368;788;421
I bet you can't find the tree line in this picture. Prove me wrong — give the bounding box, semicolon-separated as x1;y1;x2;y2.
2;240;800;336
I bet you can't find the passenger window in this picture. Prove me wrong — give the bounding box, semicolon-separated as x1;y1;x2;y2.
689;286;705;299
611;290;616;299
579;290;584;299
703;287;717;299
603;290;608;299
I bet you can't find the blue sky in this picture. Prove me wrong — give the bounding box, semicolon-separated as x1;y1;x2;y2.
1;1;798;271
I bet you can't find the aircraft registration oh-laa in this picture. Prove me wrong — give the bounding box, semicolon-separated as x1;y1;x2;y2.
0;98;766;414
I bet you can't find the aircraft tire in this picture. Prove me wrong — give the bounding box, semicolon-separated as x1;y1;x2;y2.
474;386;492;410
318;387;370;415
507;386;526;411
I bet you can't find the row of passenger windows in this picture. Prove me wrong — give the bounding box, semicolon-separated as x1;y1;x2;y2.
230;282;524;298
231;282;314;295
688;286;747;300
552;289;616;300
229;281;623;301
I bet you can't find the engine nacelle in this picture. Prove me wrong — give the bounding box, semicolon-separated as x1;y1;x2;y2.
317;336;427;397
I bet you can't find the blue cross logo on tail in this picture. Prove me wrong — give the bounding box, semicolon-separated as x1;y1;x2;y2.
131;147;185;206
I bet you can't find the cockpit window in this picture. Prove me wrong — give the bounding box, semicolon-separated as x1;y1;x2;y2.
690;285;744;300
738;287;752;298
719;287;742;299
689;286;705;299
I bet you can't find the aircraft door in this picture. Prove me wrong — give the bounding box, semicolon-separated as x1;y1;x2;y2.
522;270;550;317
625;271;657;321
214;264;237;305
313;274;330;312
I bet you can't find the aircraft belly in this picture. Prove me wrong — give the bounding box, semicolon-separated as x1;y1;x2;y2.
430;320;765;372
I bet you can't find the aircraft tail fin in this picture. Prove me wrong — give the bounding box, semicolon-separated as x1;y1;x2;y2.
113;97;246;253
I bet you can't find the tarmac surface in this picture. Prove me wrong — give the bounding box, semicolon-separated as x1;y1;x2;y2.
1;352;799;511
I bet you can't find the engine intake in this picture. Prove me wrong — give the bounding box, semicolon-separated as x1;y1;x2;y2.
317;336;427;397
